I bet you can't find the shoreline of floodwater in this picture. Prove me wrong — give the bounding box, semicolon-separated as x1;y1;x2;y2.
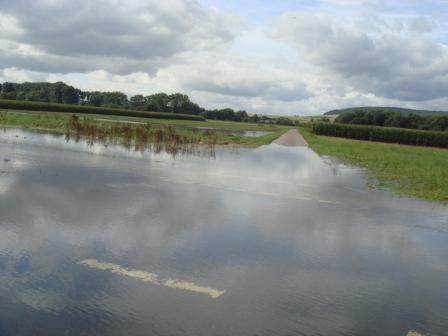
0;111;287;149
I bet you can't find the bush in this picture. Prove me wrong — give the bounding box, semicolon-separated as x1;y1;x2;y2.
0;99;205;121
311;122;448;148
274;117;295;126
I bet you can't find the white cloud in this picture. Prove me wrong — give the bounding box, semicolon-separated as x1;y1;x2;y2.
176;56;311;101
1;0;448;115
0;0;242;74
270;13;448;102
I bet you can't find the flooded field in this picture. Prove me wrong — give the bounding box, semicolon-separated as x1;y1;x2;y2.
0;128;447;336
186;126;272;137
94;120;273;137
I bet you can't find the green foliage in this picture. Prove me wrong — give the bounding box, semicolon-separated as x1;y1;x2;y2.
201;108;248;121
334;109;448;131
312;122;448;148
257;115;295;125
0;81;293;123
129;94;147;108
84;91;128;107
0;81;250;121
1;81;81;104
275;117;296;126
0;99;205;121
326;106;448;117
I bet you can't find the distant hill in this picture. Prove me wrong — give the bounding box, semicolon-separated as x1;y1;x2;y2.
324;107;448;117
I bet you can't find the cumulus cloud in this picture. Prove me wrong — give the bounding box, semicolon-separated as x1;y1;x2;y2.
270;13;448;102
0;0;448;114
408;17;434;33
175;56;311;101
0;0;242;74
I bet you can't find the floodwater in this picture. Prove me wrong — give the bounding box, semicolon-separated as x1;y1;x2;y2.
94;119;272;137
0;128;447;336
184;126;272;137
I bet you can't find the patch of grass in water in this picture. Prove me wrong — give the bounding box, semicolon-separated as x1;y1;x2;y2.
66;115;220;156
0;110;287;149
219;130;287;147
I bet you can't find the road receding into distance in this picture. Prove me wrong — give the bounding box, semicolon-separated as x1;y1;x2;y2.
273;129;308;147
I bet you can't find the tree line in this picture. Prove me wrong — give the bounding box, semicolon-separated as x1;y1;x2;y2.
0;81;293;124
336;109;448;132
0;99;205;122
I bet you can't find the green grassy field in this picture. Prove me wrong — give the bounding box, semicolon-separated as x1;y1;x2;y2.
299;126;448;202
0;110;287;147
0;109;283;131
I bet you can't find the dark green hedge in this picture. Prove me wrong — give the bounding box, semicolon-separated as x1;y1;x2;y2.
311;122;448;148
0;99;205;121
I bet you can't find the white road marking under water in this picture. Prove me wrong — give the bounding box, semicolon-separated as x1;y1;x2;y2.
79;259;225;299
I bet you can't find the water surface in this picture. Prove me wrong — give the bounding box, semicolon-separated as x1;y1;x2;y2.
0;128;447;336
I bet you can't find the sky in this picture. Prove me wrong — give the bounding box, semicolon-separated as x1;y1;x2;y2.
1;0;448;115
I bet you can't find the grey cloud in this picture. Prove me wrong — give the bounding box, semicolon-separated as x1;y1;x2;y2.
408;17;434;33
0;50;96;74
271;14;448;101
175;57;312;102
0;48;167;75
189;79;311;101
0;0;241;74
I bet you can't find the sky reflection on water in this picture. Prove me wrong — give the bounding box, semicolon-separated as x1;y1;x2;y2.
0;128;447;336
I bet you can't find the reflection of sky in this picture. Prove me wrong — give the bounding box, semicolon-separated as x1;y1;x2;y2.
0;129;448;336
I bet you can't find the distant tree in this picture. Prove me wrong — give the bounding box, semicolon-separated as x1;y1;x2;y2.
85;92;104;106
334;108;448;132
0;81;283;123
146;93;170;112
129;94;147;108
102;92;128;107
50;82;64;103
384;113;402;128
61;85;79;104
1;82;18;99
235;110;248;122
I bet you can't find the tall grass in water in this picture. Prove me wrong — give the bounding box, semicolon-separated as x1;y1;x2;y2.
0;111;7;124
66;115;217;156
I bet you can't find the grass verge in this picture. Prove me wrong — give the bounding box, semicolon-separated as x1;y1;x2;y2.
299;126;448;202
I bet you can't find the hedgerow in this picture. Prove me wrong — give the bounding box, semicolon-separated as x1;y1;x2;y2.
311;122;448;148
0;99;205;121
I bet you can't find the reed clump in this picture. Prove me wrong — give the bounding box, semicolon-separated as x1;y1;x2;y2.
0;111;7;123
66;115;217;155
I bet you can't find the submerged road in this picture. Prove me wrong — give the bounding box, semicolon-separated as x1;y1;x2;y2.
0;128;447;336
273;129;308;147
